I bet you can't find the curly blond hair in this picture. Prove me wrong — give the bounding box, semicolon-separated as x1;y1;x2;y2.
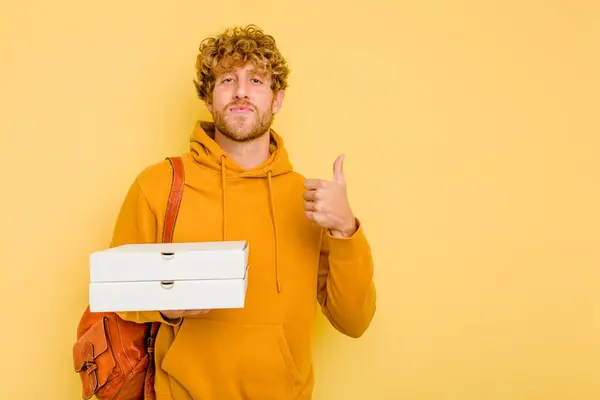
193;24;290;100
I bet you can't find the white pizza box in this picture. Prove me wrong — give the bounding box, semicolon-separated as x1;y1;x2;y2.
88;240;249;313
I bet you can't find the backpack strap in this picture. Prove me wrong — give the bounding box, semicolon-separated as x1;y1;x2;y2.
143;156;185;399
162;156;185;243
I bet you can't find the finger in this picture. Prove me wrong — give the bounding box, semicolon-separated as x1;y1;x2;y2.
305;210;328;226
333;154;345;184
302;190;316;201
304;201;316;211
305;210;319;222
185;309;210;316
304;179;326;190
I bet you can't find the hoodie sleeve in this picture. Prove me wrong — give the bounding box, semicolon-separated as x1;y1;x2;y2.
110;178;183;327
317;219;377;338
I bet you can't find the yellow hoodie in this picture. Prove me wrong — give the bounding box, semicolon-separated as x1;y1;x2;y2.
114;121;376;400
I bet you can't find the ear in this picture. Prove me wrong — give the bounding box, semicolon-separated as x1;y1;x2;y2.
204;97;213;112
271;90;285;114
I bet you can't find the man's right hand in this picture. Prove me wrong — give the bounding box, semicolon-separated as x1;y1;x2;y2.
161;309;211;320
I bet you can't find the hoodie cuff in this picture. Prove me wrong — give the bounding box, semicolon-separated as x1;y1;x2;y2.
327;219;371;263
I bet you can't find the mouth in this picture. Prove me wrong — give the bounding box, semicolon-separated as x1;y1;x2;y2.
229;105;254;113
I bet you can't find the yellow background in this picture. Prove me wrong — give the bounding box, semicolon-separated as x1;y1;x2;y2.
1;1;599;399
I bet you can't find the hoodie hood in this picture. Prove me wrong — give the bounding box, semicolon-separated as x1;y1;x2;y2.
189;120;294;177
187;120;293;292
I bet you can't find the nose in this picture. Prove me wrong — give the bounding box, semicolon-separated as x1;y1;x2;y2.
234;79;248;99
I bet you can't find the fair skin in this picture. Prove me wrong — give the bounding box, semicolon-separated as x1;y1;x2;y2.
161;62;357;321
207;63;284;170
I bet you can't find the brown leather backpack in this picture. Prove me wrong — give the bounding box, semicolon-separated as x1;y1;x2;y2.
73;156;185;400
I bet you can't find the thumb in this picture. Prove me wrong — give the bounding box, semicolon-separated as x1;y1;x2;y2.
333;154;345;184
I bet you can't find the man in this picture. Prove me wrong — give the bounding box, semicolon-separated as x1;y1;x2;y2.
113;24;376;400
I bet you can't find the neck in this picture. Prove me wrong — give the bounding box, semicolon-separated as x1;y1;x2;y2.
215;130;271;170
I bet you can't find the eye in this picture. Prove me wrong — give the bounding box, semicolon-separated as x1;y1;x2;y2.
221;78;233;83
251;78;263;84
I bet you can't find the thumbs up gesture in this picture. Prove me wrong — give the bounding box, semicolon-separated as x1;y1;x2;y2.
303;154;357;238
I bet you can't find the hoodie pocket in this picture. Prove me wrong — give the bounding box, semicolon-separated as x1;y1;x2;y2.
162;318;302;398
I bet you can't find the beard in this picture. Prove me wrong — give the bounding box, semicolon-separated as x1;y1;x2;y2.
212;100;274;143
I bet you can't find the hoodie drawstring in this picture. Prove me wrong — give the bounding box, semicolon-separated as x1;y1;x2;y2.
220;155;227;240
267;170;281;293
219;156;281;293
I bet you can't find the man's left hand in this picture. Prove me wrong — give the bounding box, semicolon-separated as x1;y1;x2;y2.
303;154;357;238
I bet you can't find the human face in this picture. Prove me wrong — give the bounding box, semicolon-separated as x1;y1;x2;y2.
206;63;284;142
